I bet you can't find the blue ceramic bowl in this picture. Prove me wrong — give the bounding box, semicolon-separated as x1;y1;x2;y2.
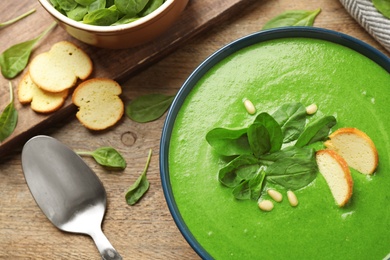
159;27;390;259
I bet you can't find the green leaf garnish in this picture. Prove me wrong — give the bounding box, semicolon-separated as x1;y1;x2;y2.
77;147;127;169
373;0;390;19
125;149;152;205
295;115;337;148
0;22;57;79
265;151;318;190
272;102;307;143
248;123;271;158
126;94;174;123
262;9;321;30
218;155;259;188
232;169;265;200
259;146;315;165
0;82;18;142
0;9;36;29
252;112;283;154
206;102;337;204
206;127;251;156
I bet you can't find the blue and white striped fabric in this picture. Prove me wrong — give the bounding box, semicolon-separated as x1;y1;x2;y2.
340;0;390;52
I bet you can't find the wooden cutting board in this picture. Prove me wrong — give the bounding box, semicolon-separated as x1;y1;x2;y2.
0;0;252;158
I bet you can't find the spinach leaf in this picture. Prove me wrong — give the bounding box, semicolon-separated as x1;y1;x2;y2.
265;154;318;190
75;0;96;6
295;115;336;148
139;0;163;16
50;0;60;9
66;5;88;21
206;127;251;156
58;0;78;12
206;113;282;157
83;6;119;25
373;0;390;19
0;9;36;29
125;149;152;205
106;0;115;7
262;8;321;30
50;0;164;25
272;102;307;143
88;0;107;12
0;82;18;142
248;169;266;200
126;94;174;123
218;155;259;187
207;102;337;204
247;123;271;157
114;0;149;16
252;112;283;153
50;0;64;12
236;164;263;181
111;15;139;26
0;22;57;79
232;169;266;200
260;146;315;165
232;180;252;200
77;147;126;169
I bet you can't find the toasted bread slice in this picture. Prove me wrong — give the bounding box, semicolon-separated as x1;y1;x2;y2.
29;41;93;93
72;78;124;130
316;149;353;207
325;128;378;175
18;72;69;113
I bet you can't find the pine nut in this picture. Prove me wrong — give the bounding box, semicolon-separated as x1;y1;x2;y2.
258;200;274;211
287;190;299;207
306;103;318;115
244;99;256;114
267;189;283;202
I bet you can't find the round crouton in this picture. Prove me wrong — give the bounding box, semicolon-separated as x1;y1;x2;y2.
316;149;353;207
72;78;124;130
325;128;378;174
29;41;93;93
18;72;69;113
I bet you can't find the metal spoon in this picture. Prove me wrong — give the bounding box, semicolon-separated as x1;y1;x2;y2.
21;135;122;260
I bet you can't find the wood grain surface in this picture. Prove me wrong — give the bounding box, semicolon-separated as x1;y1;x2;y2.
0;0;251;158
1;0;389;259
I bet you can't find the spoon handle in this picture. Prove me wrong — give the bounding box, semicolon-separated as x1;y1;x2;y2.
90;228;122;260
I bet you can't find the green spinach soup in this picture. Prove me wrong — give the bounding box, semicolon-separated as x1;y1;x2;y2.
167;37;390;259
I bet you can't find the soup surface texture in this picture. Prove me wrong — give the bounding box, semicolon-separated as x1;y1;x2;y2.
168;37;390;259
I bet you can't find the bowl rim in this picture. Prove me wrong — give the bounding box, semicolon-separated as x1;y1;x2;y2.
37;0;175;32
159;26;390;259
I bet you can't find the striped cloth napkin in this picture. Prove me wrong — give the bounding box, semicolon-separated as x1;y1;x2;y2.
339;0;390;53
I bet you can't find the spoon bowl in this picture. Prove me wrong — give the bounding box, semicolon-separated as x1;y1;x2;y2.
21;135;121;260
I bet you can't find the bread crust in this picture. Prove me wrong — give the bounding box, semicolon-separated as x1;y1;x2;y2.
29;41;93;93
325;127;378;174
316;149;353;207
72;78;124;130
18;72;69;113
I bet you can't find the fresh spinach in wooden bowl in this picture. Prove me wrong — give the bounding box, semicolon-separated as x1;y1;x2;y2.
38;0;189;48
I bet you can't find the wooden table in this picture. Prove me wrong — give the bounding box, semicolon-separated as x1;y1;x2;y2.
1;0;388;259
